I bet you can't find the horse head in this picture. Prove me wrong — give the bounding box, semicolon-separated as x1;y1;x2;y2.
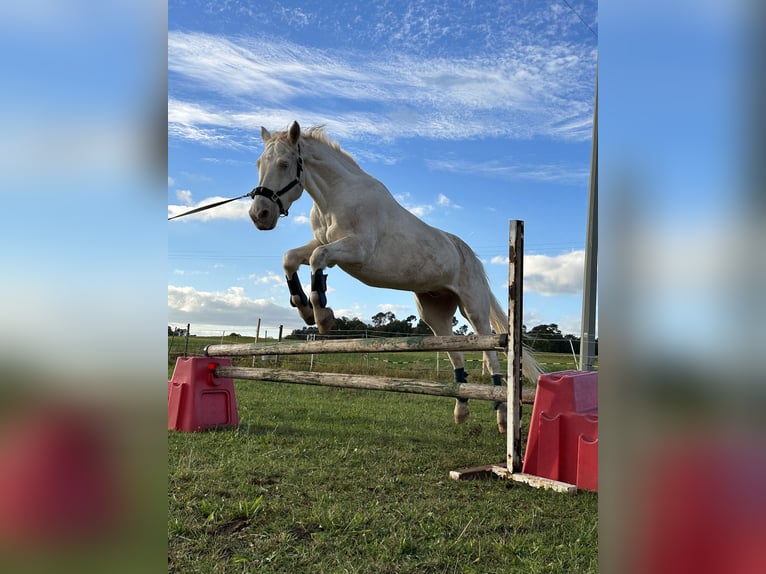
249;121;305;230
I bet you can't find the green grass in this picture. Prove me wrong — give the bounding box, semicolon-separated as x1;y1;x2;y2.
168;351;598;573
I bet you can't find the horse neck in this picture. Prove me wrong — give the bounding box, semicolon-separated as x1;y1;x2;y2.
300;138;359;211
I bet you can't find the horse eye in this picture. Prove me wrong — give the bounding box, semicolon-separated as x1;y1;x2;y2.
278;161;289;169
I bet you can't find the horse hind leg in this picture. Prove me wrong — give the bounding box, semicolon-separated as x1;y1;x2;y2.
414;292;469;424
458;300;507;433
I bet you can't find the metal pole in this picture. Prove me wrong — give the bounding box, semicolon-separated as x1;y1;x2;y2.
580;70;598;371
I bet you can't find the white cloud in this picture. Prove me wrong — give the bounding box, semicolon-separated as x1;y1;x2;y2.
436;193;461;209
168;176;175;187
175;189;193;206
293;214;311;225
394;193;434;218
167;31;596;147
409;205;433;218
427;158;590;185
168;285;302;332
251;271;284;285
523;251;585;296
490;251;585;295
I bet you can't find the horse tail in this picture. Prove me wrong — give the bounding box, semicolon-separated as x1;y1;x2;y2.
448;232;544;384
487;287;544;385
449;232;544;384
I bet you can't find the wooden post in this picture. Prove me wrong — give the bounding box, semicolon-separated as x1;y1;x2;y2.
183;323;191;357
276;325;283;367
507;220;524;472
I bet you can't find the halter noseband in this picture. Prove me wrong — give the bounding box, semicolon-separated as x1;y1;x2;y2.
249;143;304;217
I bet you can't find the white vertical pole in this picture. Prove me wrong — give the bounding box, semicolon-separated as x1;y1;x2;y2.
507;220;524;472
580;71;598;371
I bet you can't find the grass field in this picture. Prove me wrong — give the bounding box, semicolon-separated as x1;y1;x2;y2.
168;337;598;573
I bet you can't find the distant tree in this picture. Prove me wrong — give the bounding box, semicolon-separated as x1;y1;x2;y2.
229;332;241;338
332;316;371;335
371;311;396;328
168;325;173;336
529;323;562;338
412;319;433;335
454;324;469;336
527;323;571;353
380;317;413;336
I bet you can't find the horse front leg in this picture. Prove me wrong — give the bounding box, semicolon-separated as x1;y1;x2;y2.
283;241;320;326
308;237;371;334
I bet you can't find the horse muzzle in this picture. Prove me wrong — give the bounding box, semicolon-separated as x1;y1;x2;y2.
249;197;279;230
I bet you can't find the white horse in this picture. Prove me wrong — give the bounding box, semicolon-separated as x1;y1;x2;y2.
248;121;541;432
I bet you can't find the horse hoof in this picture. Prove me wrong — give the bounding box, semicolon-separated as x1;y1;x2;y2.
297;306;315;325
454;400;469;424
496;404;507;434
315;308;335;334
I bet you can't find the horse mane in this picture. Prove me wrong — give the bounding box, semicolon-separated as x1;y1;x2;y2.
274;125;360;168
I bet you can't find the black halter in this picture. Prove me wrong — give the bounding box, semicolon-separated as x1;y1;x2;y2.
249;144;304;217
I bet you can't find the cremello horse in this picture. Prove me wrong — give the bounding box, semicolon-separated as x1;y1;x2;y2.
249;121;541;432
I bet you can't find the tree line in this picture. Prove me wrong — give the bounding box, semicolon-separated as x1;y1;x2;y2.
169;314;597;355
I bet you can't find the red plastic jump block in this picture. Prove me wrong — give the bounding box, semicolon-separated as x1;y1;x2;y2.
522;370;598;491
168;357;239;432
0;406;122;546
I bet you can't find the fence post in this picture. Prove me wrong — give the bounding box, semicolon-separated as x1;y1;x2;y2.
276;325;283;366
184;323;191;357
507;220;524;472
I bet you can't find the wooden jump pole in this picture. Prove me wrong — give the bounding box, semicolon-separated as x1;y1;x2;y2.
205;333;507;357
213;365;535;403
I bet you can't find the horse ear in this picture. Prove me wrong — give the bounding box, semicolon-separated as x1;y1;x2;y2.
288;121;301;144
260;126;271;142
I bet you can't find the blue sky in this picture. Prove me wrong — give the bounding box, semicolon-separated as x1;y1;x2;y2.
168;0;598;338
